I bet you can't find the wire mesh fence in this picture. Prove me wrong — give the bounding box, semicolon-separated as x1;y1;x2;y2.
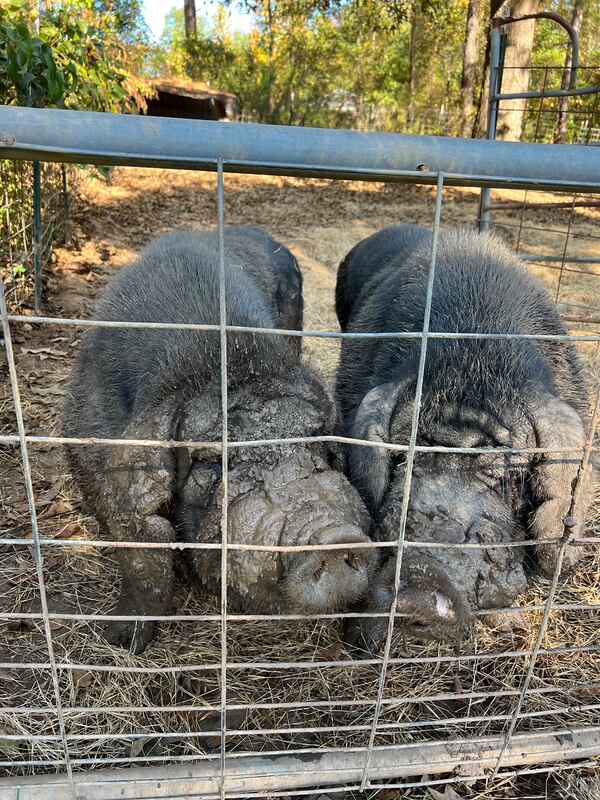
0;160;70;312
0;46;600;800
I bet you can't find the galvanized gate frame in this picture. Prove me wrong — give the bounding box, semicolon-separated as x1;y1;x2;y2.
1;100;600;800
478;11;600;235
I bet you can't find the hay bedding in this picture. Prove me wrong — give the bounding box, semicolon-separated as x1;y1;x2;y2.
0;169;599;797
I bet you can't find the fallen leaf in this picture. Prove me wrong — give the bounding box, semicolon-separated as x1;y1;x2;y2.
376;790;399;800
35;480;63;507
46;499;74;517
318;642;345;662
6;604;31;633
54;521;86;540
73;669;93;688
49;621;64;631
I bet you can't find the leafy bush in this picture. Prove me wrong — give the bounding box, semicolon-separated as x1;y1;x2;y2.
0;0;152;111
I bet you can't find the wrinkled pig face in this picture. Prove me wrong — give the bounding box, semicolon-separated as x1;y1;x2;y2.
345;452;529;654
175;385;377;614
380;453;528;614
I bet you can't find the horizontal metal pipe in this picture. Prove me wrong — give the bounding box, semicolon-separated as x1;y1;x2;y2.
1;726;598;799
1;739;599;775
487;201;600;211
493;85;600;99
211;760;600;800
489;219;600;239
1;106;600;192
2;725;600;773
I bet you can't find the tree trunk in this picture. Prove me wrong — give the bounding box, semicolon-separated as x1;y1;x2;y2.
460;0;481;136
184;0;197;38
554;0;584;143
407;2;418;129
472;0;505;138
266;0;276;119
495;0;541;142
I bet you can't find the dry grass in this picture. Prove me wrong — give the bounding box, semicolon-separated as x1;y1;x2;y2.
0;169;599;797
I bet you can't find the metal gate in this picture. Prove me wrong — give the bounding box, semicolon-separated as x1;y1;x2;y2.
1;39;600;800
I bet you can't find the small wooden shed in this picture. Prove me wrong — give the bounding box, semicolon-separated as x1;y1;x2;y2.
145;78;238;121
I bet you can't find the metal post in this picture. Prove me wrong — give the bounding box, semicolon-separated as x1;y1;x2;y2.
61;162;69;242
478;24;505;232
32;160;42;312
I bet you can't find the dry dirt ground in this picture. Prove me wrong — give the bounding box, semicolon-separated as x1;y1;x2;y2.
1;168;600;798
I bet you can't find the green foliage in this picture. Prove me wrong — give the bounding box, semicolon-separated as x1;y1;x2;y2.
0;2;69;107
0;0;152;112
150;0;599;139
153;0;471;130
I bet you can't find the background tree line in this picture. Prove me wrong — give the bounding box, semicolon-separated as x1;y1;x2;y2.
1;0;599;141
153;0;600;140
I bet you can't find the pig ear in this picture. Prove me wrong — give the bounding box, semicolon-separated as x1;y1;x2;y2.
348;380;410;511
527;392;592;576
103;400;180;542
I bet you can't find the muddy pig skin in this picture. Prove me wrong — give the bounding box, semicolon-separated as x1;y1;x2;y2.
335;225;592;654
63;226;376;653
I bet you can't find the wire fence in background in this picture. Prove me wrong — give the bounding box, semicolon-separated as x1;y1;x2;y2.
0;160;70;312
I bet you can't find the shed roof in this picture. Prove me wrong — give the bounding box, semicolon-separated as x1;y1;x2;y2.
150;77;236;104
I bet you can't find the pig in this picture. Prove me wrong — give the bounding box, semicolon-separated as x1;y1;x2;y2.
335;225;592;654
63;226;376;654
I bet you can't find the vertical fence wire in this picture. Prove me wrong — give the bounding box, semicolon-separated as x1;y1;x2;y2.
554;195;578;306
0;279;76;797
488;385;600;783
216;159;230;800
32;161;42;313
359;172;445;790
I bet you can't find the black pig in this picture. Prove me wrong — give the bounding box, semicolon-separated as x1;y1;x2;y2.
64;226;376;653
335;225;592;653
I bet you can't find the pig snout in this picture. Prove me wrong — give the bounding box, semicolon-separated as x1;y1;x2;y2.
395;553;470;641
282;526;378;613
344;552;470;657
